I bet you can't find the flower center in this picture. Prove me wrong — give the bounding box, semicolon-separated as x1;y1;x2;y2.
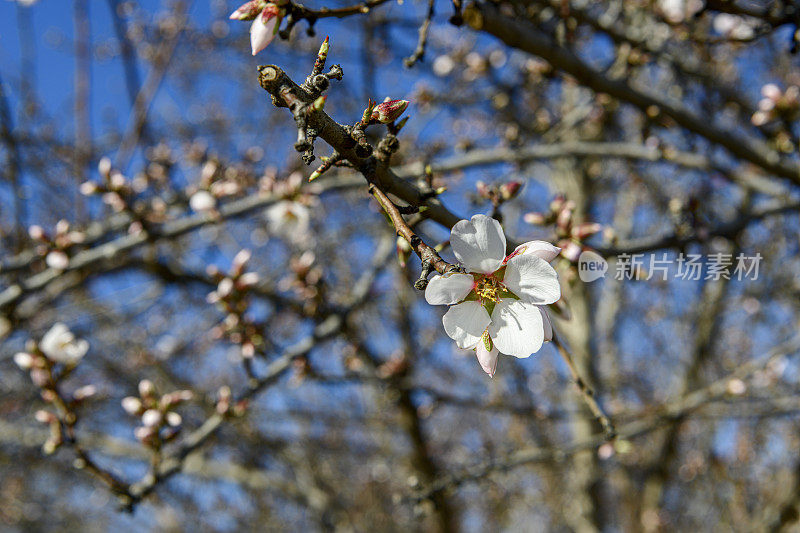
474;274;506;304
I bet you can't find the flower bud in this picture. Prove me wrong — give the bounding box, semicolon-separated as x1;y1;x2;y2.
134;426;154;442
571;222;602;240
80;181;99;196
165;411;182;427
141;409;162;427
523;212;547;225
14;352;34;370
138;379;156;398
229;0;267;20
370;99;410;124
217;277;234;298
28;225;45;241
122;396;143;415
190;190;217;213
46;250;70;271
73;385;97;400
35;410;55;424
499;181;522;201
238;272;260;287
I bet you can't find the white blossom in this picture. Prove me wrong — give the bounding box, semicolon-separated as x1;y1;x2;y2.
189;190;217;213
265;200;311;239
39;323;89;366
426;215;561;377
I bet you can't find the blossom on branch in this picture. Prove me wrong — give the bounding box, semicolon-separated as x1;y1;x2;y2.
39;323;89;366
425;214;561;377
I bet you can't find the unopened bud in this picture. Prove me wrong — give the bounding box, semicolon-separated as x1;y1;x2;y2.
98;157;112;177
28;225;45;241
370;99;410;124
14;352;34;370
73;385;97;400
46;250;70;271
499;181;522;200
80;181;99;196
312;95;327;113
571;222;602;240
141;409;162;427
35;410;55;424
122;396;143;415
138;379;156;398
229;0;267;20
189;190;217;213
165;411;182;427
523;212;547;225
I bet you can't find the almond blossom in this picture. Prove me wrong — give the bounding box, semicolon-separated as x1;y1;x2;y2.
425;214;561;377
39;322;89;366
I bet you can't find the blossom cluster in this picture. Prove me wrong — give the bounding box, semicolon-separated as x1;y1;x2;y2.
28;220;86;271
122;380;192;445
524;195;603;263
752;84;800;126
426;214;561;377
207;249;262;358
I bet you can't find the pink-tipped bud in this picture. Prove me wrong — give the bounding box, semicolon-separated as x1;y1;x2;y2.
98;157;112;177
35;410;56;424
523;212;547;225
475;181;490;198
229;0;267;20
122;396;143;415
250;4;280;56
571;222;603;240
73;385;97;400
370;99;410;124
499;181;522;200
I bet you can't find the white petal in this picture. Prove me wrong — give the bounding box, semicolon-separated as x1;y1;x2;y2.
442;301;490;349
539;306;553;342
507;240;561;263
425;273;474;305
476;340;499;377
488;299;545;358
503;254;561;305
450;214;506;274
250;14;277;56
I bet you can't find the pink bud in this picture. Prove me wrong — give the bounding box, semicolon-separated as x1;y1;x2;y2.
134;426;154;442
499;181;522;200
229;0;266;20
475;181;490;198
370;99;410;124
560;240;582;262
35;410;55;424
571;222;602;240
523;212;546;225
250;5;279;56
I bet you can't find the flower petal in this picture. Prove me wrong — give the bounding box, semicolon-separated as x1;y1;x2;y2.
476;338;499;377
442;301;490;350
539;306;553;342
250;12;277;56
425;273;474;305
503;254;561;305
488;300;545;358
507;240;561;263
450;214;506;274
